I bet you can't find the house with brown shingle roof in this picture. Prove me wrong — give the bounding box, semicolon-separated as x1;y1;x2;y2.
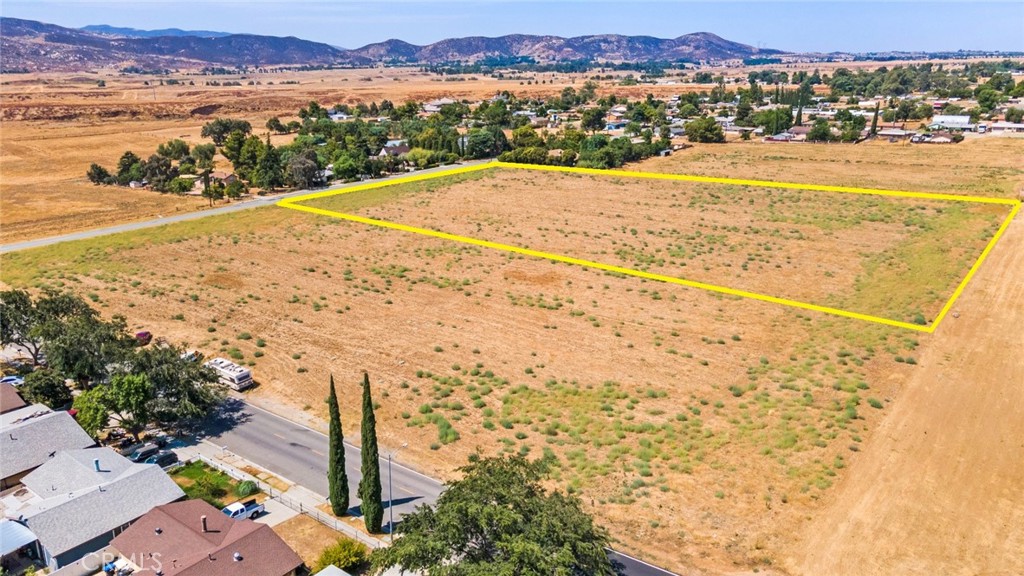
109;499;303;576
0;382;27;414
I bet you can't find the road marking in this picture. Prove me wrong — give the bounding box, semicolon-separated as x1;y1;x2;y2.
279;163;1020;333
398;486;415;495
311;449;325;457
272;432;286;440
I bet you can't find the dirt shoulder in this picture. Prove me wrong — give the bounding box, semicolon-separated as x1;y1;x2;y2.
790;214;1024;575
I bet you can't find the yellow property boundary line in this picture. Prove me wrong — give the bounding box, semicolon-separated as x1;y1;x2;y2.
278;162;1020;333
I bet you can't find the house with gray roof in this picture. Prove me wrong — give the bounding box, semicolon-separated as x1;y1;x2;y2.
0;447;184;570
0;409;95;489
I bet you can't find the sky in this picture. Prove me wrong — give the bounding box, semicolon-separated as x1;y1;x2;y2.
3;1;1023;53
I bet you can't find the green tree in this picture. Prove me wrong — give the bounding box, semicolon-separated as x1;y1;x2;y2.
43;309;133;388
143;154;178;192
580;107;607;133
0;288;95;366
225;180;248;199
126;343;223;428
328;375;349;516
73;388;110;438
358;372;383;533
266;116;287;133
464;129;496;159
870;102;880;135
807;119;834;142
684;116;725;143
370;454;615;576
201;118;252;145
156;139;190;160
287;150;321;189
116;151;144;185
72;373;153;440
21;369;73;409
87;163;112;184
167;177;194;195
1006;108;1024;124
753;107;794;134
510;125;543;149
202;181;225;206
314;538;367;572
252;142;284;190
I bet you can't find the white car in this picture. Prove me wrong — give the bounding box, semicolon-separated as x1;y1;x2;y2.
0;375;25;387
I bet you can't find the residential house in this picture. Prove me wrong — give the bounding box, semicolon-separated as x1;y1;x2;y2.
329;112;350;121
989;121;1024;133
876;128;915;140
0;382;27;414
786;125;812;141
0;447;184;570
929;115;975;131
377;145;411;158
108;499;303;576
0;409;94;489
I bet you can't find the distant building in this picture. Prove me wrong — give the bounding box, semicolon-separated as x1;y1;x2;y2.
377;145;411;158
990;121;1024;133
929;115;975;131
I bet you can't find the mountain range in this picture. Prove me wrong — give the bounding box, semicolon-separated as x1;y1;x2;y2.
80;24;234;39
0;17;782;72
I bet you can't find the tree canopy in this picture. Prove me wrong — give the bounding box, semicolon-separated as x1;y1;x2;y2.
370;454;617;576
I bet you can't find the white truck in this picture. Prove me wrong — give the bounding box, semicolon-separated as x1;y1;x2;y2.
204;357;254;391
221;499;264;520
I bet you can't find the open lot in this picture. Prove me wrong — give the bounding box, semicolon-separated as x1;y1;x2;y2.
4;136;1022;574
2;63;1023;573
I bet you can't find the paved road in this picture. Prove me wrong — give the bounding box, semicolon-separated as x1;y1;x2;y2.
202;400;674;576
0;161;488;254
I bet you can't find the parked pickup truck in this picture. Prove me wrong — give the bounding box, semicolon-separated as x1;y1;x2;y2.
222;499;264;520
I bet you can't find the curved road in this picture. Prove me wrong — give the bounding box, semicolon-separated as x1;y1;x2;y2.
0;161;489;254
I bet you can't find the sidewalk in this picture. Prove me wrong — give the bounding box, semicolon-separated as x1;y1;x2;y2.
174;439;390;551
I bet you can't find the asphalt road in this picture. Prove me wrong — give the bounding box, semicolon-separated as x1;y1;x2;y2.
202;400;674;576
0;161;488;254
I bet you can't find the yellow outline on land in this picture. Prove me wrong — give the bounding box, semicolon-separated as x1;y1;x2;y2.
278;162;1020;333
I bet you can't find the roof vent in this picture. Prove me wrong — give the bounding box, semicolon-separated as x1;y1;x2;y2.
94;458;101;472
233;552;242;562
201;515;208;533
155;527;163;535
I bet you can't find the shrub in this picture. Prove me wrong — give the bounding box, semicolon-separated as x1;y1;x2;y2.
235;480;259;497
313;537;368;572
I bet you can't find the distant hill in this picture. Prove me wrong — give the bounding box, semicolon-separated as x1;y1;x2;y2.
0;17;355;71
0;17;780;72
355;32;779;63
80;24;234;39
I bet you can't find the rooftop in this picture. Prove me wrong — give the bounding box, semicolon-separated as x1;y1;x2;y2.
0;382;27;415
111;500;303;576
0;410;95;480
8;448;185;557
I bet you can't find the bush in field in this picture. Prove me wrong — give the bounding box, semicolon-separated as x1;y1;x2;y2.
235;480;259;497
314;537;367;572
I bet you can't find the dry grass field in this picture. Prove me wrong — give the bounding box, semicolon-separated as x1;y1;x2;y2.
3;135;1022;574
2;67;1023;575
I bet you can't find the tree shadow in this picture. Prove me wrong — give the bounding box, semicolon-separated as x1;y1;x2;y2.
198;397;254;438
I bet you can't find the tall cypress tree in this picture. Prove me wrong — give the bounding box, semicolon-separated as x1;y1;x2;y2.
870;102;881;136
358;371;384;533
327;374;349;516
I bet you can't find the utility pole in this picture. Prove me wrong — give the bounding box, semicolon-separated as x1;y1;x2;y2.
388;442;408;543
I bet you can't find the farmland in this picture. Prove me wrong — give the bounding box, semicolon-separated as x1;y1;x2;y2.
3;137;1021;574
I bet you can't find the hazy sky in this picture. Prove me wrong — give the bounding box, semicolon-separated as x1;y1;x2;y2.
3;1;1022;53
